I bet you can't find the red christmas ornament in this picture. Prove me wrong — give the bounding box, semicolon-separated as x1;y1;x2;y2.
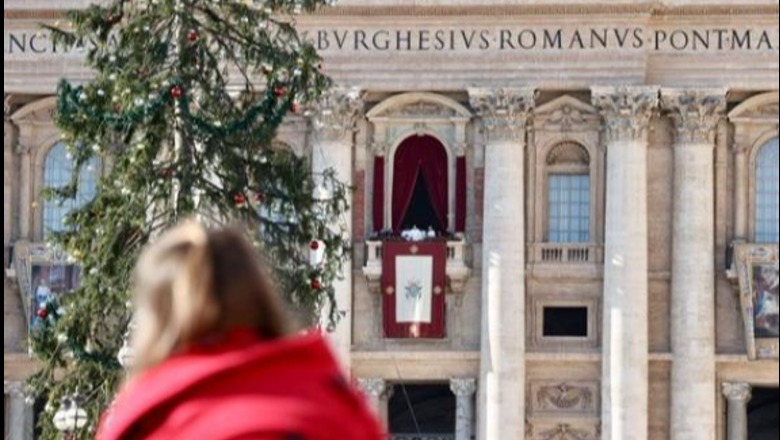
254;193;265;203
311;279;322;290
234;193;247;205
274;86;287;98
37;307;49;320
170;86;184;100
159;167;174;179
291;102;301;114
187;30;200;42
310;240;320;251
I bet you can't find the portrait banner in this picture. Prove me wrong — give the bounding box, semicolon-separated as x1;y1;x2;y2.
734;243;780;360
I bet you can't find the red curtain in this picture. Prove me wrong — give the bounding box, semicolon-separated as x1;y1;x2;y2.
373;156;385;232
456;157;467;233
392;136;449;232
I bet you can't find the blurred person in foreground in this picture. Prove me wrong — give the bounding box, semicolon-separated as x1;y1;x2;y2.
98;222;384;440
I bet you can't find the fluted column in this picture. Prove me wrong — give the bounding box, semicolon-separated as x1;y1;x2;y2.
723;382;752;440
592;87;658;440
469;88;535;440
450;378;477;440
310;88;363;370
662;89;727;440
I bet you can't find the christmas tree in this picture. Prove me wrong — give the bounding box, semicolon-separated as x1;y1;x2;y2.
28;1;349;438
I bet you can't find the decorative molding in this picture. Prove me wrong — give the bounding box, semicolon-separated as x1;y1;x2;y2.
357;377;387;398
661;89;727;145
367;93;471;121
729;92;780;123
3;380;25;397
539;424;597;440
449;378;477;397
591;86;659;144
546;142;591;166
534;96;601;133
722;382;752;403
6;4;780;20
309;87;364;142
532;382;598;415
469;88;536;142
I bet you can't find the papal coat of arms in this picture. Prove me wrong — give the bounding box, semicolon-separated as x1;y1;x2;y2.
404;280;424;300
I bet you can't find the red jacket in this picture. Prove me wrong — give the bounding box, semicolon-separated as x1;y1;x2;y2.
98;330;384;440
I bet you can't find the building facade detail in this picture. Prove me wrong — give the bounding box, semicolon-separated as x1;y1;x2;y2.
723;383;753;440
450;378;477;440
663;89;727;440
592;86;659;440
469;87;536;440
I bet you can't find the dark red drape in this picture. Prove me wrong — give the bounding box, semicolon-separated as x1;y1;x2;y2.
455;156;467;233
392;136;448;232
373;156;385;232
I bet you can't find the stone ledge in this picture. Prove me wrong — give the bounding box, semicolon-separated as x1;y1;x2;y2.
3;353;40;382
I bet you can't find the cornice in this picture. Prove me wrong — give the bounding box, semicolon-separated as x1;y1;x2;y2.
5;4;780;21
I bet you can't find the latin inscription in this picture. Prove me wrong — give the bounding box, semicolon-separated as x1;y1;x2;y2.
5;26;779;57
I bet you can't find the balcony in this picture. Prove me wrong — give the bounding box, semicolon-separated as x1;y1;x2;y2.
530;243;604;265
363;240;470;294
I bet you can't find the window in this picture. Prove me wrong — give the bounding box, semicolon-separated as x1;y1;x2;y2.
43;143;99;235
756;138;779;244
543;306;589;338
389;384;456;437
546;142;591;243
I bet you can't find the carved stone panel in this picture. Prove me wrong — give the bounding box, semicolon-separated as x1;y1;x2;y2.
529;381;600;417
526;420;601;440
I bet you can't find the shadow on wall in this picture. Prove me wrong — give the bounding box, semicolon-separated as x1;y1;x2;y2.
749;388;780;440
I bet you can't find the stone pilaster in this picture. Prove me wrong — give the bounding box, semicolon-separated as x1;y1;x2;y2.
592;86;658;440
357;377;390;427
469;87;536;440
723;382;752;440
310;87;364;371
450;378;477;440
4;381;34;440
662;89;727;440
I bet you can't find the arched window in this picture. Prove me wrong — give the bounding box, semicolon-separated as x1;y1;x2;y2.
546;142;591;243
755;137;779;244
392;135;449;233
43;143;99;234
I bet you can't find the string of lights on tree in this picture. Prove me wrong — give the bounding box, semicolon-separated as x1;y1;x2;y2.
29;1;348;438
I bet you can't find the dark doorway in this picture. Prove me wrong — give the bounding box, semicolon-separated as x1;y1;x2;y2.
400;175;444;232
389;384;456;437
749;388;779;440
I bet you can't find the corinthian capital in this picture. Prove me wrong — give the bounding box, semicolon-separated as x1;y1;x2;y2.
469;88;536;142
661;89;727;145
592;86;659;143
310;87;364;142
357;378;388;398
450;378;477;397
722;382;752;402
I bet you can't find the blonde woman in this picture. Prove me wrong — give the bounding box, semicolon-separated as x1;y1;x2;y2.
99;222;383;440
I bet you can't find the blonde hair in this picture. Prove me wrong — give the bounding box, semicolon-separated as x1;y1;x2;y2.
130;222;294;375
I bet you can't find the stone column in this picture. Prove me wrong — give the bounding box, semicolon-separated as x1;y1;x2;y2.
450;378;477;440
723;382;752;440
662;89;727;440
592;87;658;440
469;88;536;440
358;377;390;427
310;88;363;370
5;381;34;440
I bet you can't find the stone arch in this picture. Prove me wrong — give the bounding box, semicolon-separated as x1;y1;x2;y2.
546;141;591;166
367;92;472;121
729;92;779;122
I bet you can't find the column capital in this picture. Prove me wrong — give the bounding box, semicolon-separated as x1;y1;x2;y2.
310;87;364;142
450;378;477;397
592;86;659;143
469;88;536;143
723;382;752;402
662;89;727;145
357;377;387;398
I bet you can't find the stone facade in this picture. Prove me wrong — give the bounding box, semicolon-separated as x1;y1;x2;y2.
4;1;780;440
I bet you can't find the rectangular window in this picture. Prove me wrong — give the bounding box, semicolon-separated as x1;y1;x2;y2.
548;174;590;243
543;306;589;338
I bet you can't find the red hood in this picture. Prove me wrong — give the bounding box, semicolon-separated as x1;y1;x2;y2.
99;331;384;440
